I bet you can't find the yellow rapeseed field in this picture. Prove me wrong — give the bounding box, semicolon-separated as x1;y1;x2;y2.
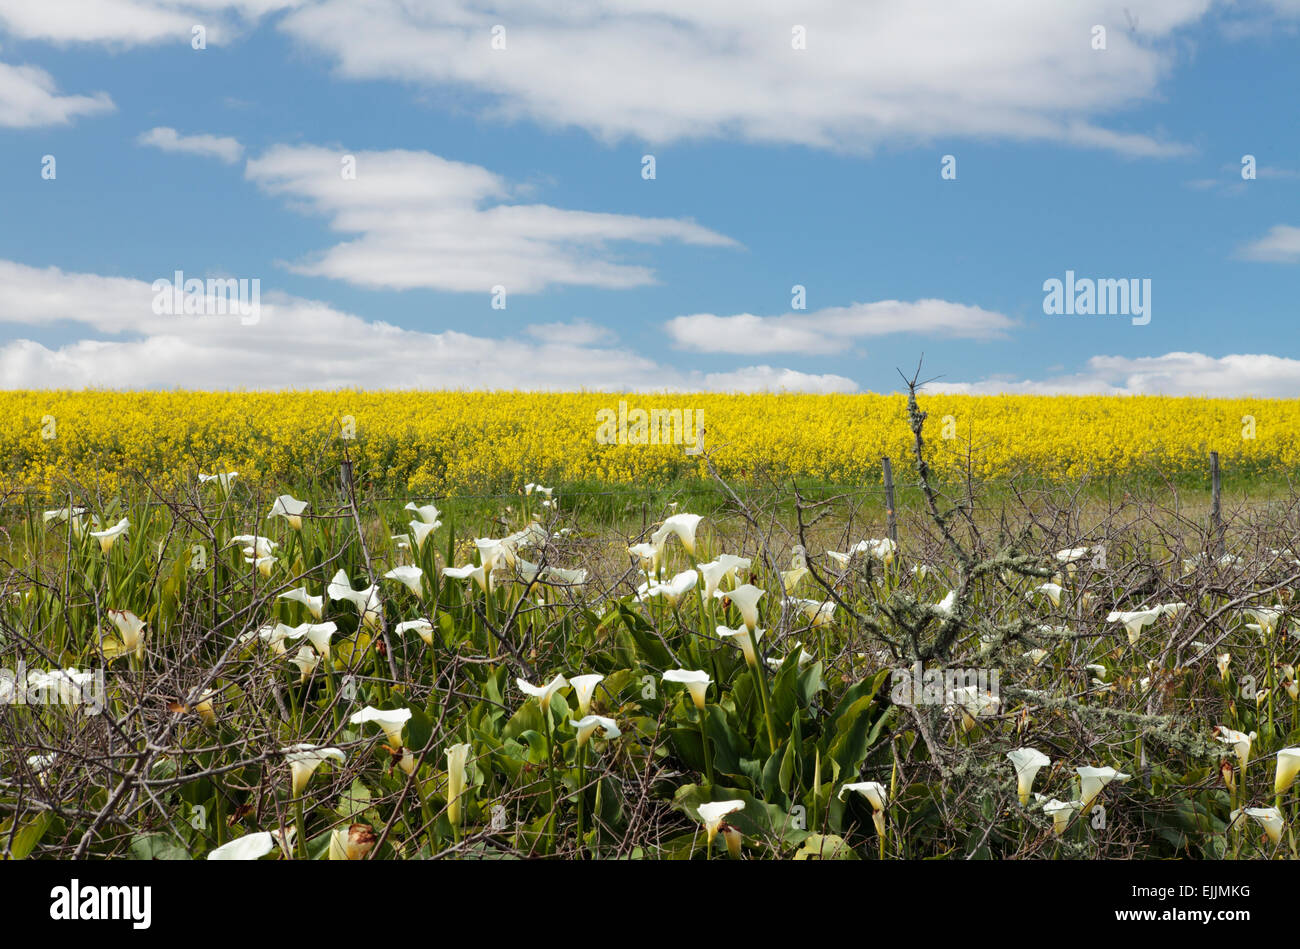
0;391;1296;495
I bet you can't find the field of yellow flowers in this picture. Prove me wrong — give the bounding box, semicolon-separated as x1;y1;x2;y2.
1;392;1296;496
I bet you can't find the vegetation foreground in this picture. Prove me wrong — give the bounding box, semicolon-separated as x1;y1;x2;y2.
2;388;1300;860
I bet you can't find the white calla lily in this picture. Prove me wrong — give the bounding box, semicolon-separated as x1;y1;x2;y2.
1042;798;1081;835
283;744;346;796
267;494;308;529
517;674;569;712
89;517;130;553
207;831;274;860
651;513;703;555
278;587;323;620
383;565;425;597
350;706;413;749
715;583;764;632
1077;766;1131;813
395;618;435;645
569;674;604;716
446;742;471;828
571;714;621;747
1213;725;1256;773
662;669;711;710
696;799;745;847
1007;747;1051;806
716;624;763;668
404;501;442;524
1106;608;1162;645
1274;747;1300;796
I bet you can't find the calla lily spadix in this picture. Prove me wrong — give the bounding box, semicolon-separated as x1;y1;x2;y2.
446;742;471;829
1077;766;1131;813
569;674;604;716
1007;747;1051;806
89;517;130;553
383;565;425;597
283;744;346;797
105;609;147;660
350;706;413;750
207;830;275;860
838;781;888;835
1213;725;1256;773
267;494;308;530
696;799;745;848
518;674;570;712
404;501;442;524
715;583;764;633
662;669;711;710
716;624;763;668
1274;747;1300;796
650;513;703;555
1106;607;1162;646
1041;798;1082;835
278;587;323;620
395;618;435;645
571;714;621;747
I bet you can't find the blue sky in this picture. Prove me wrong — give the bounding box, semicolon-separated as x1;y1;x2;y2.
1;1;1298;394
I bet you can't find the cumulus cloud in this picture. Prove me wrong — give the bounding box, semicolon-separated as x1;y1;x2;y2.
276;0;1203;156
0;260;847;393
1237;224;1300;263
0;61;112;127
0;0;302;46
666;300;1014;355
138;126;244;163
932;352;1300;397
243;144;736;293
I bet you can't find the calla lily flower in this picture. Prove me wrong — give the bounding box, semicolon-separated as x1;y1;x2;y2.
245;554;276;577
90;517;130;553
933;590;957;618
383;565;425;597
637;569;699;605
838;781;888;835
1274;747;1300;796
1106;607;1162;645
105;609;146;660
1213;725;1256;773
716;624;763;668
569;674;604;716
350;706;413;750
651;513;703;555
1056;547;1089;564
524;483;553;497
405;519;437;551
696;799;745;847
446;742;471;829
628;541;664;574
781;545;808;592
697;559;733;598
329;823;377;860
946;685;1000;731
283;744;345;796
267;494;308;530
443;563;491;592
230;534;278;559
395;618;435;645
404;501;442;524
1030;583;1063;608
1007;747;1051;806
788;598;836;629
207;831;274;860
1244;606;1284;637
287;645;320;681
327;569;382;627
198;471;239;493
1077;766;1131;813
1236;806;1285;845
279;621;339;660
278;587;323;620
571;714;621;747
517;674;570;711
1041;798;1081;835
1216;653;1232;680
715;583;764;632
43;506;86;525
662;669;711;710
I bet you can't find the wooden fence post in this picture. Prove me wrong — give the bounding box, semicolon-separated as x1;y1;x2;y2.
882;456;898;546
1209;451;1222;556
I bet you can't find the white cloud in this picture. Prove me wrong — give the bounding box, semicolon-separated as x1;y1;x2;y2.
1237;224;1300;262
666;300;1014;355
0;61;112;127
0;0;302;46
933;352;1300;396
524;319;615;346
138;126;244;163
701;365;858;394
0;260;847;393
277;0;1205;156
243;144;735;292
